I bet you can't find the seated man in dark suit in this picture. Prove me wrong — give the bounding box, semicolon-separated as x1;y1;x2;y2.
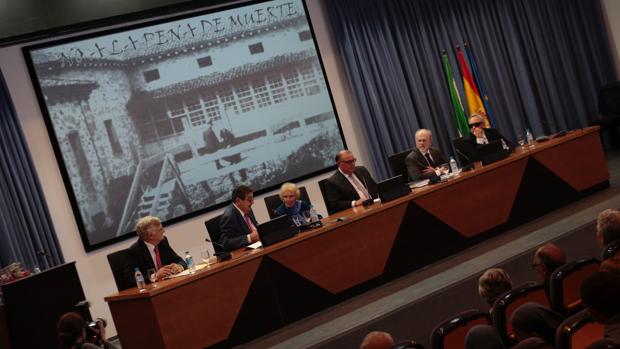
405;128;448;181
456;114;514;163
323;150;379;215
127;216;186;285
219;185;260;251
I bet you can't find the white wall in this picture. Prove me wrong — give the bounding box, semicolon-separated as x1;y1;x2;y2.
0;0;366;337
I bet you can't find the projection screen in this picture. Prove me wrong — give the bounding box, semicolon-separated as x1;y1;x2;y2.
23;0;345;251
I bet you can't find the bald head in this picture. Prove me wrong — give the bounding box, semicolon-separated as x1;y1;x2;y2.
533;243;566;283
415;129;433;152
360;331;394;349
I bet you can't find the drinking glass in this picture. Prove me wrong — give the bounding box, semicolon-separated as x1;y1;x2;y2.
517;134;525;149
438;163;449;175
201;250;211;268
302;210;312;224
147;268;158;287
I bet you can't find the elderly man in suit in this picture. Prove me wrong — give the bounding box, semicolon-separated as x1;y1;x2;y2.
127;216;186;285
323;150;379;215
405;128;448;182
219;185;260;251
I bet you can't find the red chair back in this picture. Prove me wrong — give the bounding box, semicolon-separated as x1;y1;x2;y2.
492;281;549;345
430;309;490;349
556;309;604;349
550;257;600;315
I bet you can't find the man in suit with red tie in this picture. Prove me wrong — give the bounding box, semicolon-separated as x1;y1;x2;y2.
405;128;448;182
127;216;186;285
323;150;379;215
219;185;260;251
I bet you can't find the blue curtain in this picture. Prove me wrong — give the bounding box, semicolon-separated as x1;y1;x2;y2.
0;69;63;270
326;0;617;179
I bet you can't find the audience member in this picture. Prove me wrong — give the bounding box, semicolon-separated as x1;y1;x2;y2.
323;150;379;215
512;337;554;349
275;182;312;223
127;216;186;285
510;302;564;346
219;185;260;251
600;256;620;275
465;325;506;349
596;209;620;248
57;312;119;349
581;271;620;343
478;268;513;307
405;129;448;182
456;114;514;163
360;331;394;349
532;242;566;296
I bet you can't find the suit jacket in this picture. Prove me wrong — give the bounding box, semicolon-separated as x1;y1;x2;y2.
323;166;379;215
457;128;514;163
219;203;258;251
126;236;185;286
404;148;448;181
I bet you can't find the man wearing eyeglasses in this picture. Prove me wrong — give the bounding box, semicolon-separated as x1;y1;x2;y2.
323;150;379;215
405;129;448;181
219;185;260;251
457;114;514;163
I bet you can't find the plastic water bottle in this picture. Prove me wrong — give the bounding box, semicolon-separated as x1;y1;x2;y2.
134;267;146;292
449;156;458;174
185;251;195;274
309;207;319;223
526;129;534;146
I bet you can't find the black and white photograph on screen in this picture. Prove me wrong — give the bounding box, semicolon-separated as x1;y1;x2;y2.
25;0;345;250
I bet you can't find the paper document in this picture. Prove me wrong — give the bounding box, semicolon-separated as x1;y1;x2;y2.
247;241;263;249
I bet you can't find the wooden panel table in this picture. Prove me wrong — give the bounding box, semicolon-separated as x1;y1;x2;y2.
106;127;609;349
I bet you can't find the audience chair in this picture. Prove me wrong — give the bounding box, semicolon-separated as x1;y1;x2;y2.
430;309;490;349
492;281;549;345
106;249;134;291
387;148;413;180
549;257;600;316
555;309;604;349
263;186;311;219
601;239;620;260
204;214;224;253
392;340;425;349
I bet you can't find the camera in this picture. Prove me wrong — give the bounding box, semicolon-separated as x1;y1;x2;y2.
85;317;107;346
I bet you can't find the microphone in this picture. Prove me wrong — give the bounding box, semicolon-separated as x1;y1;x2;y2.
454;147;475;171
204;238;232;261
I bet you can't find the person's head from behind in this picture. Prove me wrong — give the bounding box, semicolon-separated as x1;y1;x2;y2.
478;267;513;306
532;243;566;284
232;185;254;214
57;312;86;349
596;209;620;247
135;216;165;245
510;302;563;344
468;114;486;138
279;182;300;209
336;150;357;175
360;331;394;349
415;129;433;153
580;271;620;323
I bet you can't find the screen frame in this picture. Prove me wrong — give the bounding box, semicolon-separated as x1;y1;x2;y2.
22;0;346;252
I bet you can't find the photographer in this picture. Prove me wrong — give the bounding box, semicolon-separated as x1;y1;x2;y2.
57;312;119;349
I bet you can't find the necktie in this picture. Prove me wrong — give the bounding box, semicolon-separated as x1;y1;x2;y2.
154;246;163;270
424;153;435;167
245;214;255;231
348;175;369;200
